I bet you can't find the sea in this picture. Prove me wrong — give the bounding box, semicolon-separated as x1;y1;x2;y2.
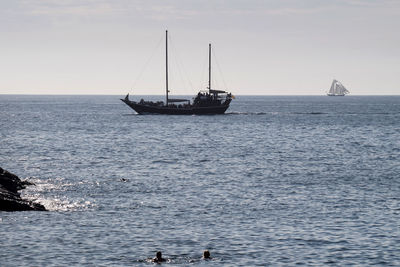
1;95;399;266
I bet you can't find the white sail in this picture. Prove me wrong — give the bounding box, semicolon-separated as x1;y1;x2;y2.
337;81;349;94
327;79;349;96
328;80;337;95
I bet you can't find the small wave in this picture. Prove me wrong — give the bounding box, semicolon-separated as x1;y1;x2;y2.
293;112;327;115
152;159;176;164
301;112;396;115
348;112;397;115
294;238;349;246
226;112;267;115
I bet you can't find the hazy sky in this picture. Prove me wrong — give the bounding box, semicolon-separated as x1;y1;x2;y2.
1;0;399;95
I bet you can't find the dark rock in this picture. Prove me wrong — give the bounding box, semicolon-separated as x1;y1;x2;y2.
0;168;46;211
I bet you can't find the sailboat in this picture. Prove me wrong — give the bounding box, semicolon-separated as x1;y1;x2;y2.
121;31;233;115
327;79;350;96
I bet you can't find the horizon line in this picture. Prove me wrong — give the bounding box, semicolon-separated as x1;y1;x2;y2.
1;93;400;96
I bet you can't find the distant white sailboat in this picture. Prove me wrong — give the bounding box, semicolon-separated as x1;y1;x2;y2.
327;79;349;96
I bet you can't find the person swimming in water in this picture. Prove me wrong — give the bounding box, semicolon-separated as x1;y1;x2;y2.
152;251;166;263
203;250;211;259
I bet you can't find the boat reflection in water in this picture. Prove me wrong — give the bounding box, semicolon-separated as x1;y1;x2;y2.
121;31;234;115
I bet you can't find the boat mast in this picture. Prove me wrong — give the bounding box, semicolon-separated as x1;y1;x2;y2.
208;43;211;91
166;30;169;106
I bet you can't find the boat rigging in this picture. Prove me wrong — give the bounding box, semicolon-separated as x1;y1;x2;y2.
121;30;233;115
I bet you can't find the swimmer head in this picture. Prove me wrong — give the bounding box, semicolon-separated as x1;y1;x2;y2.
203;250;210;259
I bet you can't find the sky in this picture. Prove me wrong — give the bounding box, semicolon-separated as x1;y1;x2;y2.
1;0;399;95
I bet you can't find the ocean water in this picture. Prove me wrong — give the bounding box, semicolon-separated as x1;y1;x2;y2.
1;95;399;266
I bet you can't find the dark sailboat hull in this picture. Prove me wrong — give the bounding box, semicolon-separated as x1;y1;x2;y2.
121;31;233;115
121;99;230;115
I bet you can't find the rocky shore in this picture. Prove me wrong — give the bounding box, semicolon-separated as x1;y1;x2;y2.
0;167;46;211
